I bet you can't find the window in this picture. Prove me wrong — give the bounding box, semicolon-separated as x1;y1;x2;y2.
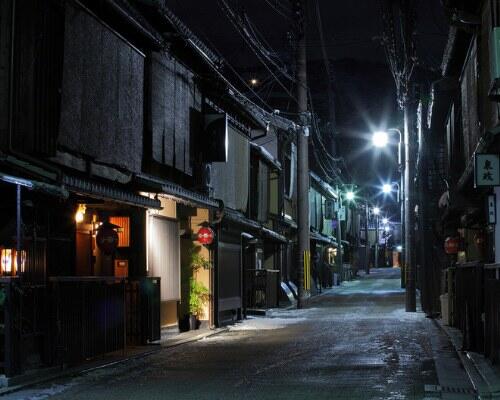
109;216;130;247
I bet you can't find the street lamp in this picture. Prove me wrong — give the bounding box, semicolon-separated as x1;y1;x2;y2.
381;181;401;202
373;207;380;215
372;131;389;148
346;191;355;201
372;129;403;165
382;217;388;225
372;128;405;286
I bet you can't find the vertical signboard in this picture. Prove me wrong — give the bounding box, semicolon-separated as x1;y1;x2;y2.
475;154;500;187
488;194;497;225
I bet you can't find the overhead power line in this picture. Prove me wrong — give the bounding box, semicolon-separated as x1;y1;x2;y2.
262;0;294;21
216;0;299;104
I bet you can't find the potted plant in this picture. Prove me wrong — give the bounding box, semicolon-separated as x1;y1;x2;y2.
179;246;210;331
188;277;209;330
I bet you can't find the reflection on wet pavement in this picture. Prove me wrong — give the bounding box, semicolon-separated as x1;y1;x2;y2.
7;268;459;400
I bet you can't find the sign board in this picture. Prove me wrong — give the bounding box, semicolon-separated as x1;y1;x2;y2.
475;154;500;187
488;194;497;224
338;206;346;221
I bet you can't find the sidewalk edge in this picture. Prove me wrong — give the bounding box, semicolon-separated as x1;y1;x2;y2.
0;328;228;397
433;318;492;398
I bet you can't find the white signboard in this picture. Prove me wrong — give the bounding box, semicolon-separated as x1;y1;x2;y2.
488;194;497;225
475;154;500;187
338;206;346;221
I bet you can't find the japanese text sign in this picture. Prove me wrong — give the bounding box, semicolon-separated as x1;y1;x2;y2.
488;194;497;225
475;154;500;187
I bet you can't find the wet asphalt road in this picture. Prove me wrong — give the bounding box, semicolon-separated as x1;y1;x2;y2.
6;268;447;400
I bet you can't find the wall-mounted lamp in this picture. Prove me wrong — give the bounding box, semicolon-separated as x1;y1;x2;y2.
75;204;86;223
0;247;26;275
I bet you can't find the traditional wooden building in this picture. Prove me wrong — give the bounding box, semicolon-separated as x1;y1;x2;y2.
423;0;500;360
0;0;309;379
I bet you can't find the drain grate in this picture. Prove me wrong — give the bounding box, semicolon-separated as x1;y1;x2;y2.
425;384;477;395
441;386;477;394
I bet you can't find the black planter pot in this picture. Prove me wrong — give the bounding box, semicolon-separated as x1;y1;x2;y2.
178;315;190;332
189;315;201;330
179;314;201;332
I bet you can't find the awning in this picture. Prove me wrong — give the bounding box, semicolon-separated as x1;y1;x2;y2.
134;174;220;209
309;231;335;245
250;143;281;170
310;172;337;199
62;174;161;209
0;173;69;198
261;227;287;243
224;209;287;243
280;216;298;229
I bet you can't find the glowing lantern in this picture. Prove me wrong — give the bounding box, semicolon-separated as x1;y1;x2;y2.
0;248;26;275
444;237;460;255
1;248;12;273
75;204;86;223
197;227;215;245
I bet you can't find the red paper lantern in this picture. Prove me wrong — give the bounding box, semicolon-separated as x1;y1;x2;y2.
197;227;215;245
444;237;460;255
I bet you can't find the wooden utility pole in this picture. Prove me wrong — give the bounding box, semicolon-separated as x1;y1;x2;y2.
294;0;309;308
336;186;343;281
365;200;370;274
404;99;416;311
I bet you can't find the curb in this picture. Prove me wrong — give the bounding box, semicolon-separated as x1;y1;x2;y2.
433;318;495;398
0;328;228;397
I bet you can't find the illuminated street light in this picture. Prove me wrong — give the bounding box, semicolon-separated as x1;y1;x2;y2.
372;131;389;148
346;191;355;201
250;78;259;86
382;218;388;225
373;207;380;215
382;184;392;194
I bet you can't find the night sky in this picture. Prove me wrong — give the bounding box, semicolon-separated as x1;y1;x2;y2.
166;0;448;216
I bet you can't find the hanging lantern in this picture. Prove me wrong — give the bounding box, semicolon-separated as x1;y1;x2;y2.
444;237;460;255
197;227;215;245
1;248;12;274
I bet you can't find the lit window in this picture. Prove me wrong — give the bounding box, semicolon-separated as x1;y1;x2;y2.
109;216;130;247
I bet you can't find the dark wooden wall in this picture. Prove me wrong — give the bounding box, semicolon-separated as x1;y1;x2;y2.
147;52;201;176
58;2;144;173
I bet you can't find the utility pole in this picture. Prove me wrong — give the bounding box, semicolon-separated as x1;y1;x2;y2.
379;0;416;307
336;187;343;281
400;162;405;288
365;200;369;274
375;213;379;269
404;98;416;312
294;0;309;309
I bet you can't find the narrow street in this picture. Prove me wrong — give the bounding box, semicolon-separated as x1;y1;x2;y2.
4;269;472;400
